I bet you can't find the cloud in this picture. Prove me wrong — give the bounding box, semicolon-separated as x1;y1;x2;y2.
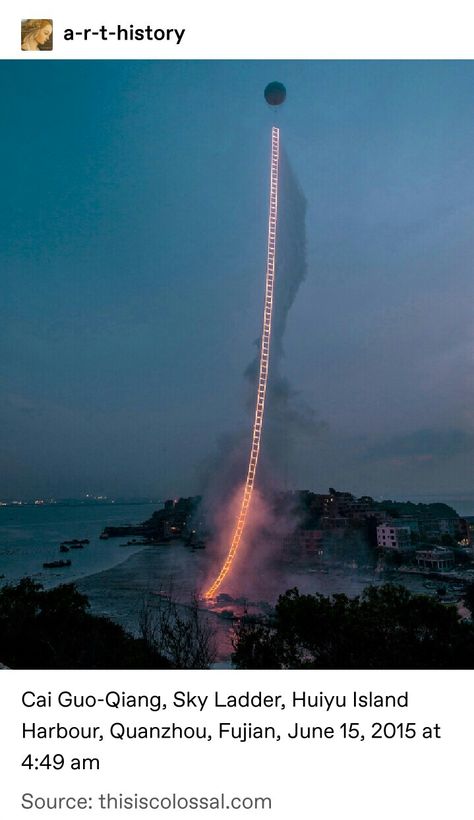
363;427;474;465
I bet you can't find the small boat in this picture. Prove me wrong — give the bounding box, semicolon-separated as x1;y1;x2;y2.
43;559;71;569
59;545;70;553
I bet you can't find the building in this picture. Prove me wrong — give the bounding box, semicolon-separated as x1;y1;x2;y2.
320;516;349;531
282;529;324;558
296;529;324;553
417;516;459;541
416;548;454;571
397;517;421;535
376;524;411;552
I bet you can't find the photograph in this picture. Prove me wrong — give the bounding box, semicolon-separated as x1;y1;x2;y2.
1;59;474;670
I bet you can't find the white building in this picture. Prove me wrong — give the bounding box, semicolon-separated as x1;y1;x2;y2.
376;524;411;551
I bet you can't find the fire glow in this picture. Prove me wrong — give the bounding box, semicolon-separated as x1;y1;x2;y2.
204;126;280;599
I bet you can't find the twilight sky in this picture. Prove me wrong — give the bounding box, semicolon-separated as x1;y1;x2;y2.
1;60;473;507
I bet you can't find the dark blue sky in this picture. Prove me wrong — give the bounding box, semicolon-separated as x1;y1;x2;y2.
1;61;473;506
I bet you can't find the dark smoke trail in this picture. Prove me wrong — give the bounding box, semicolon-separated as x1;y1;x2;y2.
245;149;325;485
271;148;308;358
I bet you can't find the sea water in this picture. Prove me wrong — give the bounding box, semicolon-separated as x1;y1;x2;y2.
0;503;156;588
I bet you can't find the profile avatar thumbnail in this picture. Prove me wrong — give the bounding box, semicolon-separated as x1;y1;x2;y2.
21;19;53;51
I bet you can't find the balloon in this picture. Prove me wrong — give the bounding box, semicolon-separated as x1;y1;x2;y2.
264;81;286;106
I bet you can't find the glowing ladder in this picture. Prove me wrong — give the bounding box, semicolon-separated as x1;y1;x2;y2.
204;126;280;599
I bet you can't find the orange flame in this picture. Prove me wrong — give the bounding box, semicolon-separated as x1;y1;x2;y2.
204;126;280;599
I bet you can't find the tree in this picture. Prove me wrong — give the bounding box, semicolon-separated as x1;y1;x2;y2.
0;579;170;669
138;592;217;669
232;584;474;669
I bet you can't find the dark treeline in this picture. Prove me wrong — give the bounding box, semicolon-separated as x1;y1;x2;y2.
0;579;170;669
232;585;474;669
3;579;474;670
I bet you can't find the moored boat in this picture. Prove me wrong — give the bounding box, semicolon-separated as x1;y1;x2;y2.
43;559;72;569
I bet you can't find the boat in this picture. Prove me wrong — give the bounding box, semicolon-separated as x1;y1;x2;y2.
59;545;70;553
43;560;71;569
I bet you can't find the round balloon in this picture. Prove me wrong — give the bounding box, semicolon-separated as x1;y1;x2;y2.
264;81;286;106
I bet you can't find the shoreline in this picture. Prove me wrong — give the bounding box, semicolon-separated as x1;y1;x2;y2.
0;502;158;589
76;543;234;663
76;541;211;632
